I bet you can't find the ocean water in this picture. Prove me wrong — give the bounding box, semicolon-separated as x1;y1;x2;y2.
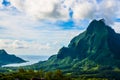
2;55;49;67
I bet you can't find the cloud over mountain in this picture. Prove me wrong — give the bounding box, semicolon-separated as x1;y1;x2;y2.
2;0;119;24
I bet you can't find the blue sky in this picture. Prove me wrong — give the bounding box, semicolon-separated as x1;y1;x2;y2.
0;0;120;55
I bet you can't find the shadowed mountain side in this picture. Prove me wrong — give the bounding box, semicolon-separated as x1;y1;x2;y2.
0;49;26;66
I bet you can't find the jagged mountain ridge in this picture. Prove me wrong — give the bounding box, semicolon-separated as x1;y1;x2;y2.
30;19;120;71
58;19;120;62
0;49;26;66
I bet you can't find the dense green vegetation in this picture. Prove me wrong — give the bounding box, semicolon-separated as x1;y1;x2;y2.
0;68;120;80
72;70;120;80
0;69;71;80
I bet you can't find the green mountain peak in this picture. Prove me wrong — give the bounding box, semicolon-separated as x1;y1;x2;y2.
57;19;111;60
86;19;107;34
31;19;120;71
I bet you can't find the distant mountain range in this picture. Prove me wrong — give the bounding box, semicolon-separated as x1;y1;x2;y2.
0;49;26;66
29;19;120;72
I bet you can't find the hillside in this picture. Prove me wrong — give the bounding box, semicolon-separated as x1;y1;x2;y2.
0;49;26;66
28;19;120;72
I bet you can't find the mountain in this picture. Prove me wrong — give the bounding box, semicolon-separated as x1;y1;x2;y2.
30;19;120;72
0;49;26;66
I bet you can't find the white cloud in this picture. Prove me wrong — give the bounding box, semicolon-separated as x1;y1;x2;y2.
61;0;74;9
0;39;28;49
0;10;55;40
2;0;119;24
112;22;120;33
98;0;120;25
68;0;119;25
0;8;83;55
36;0;118;26
0;0;2;7
72;0;97;20
9;0;69;21
0;30;82;55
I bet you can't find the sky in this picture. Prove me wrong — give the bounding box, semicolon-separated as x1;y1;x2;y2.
0;0;120;56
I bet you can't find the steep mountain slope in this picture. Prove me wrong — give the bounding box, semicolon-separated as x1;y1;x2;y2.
0;49;26;66
30;19;120;71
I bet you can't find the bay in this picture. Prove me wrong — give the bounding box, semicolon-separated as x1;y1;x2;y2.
2;55;49;67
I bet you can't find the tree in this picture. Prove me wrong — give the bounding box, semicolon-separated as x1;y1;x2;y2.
18;68;26;73
45;71;53;80
53;70;63;80
38;70;44;78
